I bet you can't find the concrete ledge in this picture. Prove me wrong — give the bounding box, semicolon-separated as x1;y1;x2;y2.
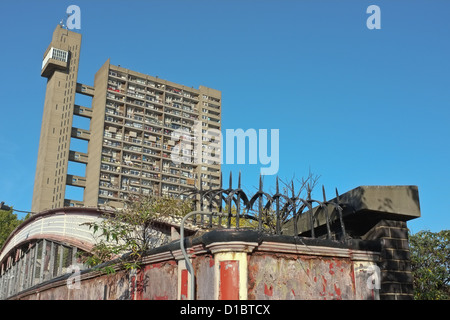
282;185;421;237
338;185;420;218
257;241;380;262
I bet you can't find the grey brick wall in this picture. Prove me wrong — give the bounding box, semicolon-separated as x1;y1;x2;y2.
364;219;414;300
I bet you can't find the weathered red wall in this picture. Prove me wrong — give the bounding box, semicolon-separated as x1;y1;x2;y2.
20;270;130;300
11;239;380;300
134;261;178;300
248;253;354;300
193;254;215;300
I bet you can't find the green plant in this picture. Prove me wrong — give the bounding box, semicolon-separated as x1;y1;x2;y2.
81;194;192;272
409;230;450;300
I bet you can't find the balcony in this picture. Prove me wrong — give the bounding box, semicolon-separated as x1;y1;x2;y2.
41;47;68;78
207;116;221;125
105;115;123;125
99;189;118;198
109;71;127;81
100;180;119;190
141;172;160;180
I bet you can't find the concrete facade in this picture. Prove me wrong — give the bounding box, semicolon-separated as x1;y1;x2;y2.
32;25;222;212
32;25;82;212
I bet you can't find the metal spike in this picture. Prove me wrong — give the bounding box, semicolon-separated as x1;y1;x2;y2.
208;176;213;227
236;172;242;229
258;174;263;231
238;171;241;189
275;176;281;234
335;187;347;240
292;180;298;237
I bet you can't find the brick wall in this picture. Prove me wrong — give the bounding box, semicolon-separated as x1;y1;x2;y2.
363;219;414;300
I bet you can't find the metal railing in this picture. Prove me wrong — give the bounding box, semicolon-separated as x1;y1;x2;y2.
178;172;348;300
179;172;347;240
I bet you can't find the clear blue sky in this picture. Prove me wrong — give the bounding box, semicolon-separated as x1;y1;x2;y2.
0;0;449;233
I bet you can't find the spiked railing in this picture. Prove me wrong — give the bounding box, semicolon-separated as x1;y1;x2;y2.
180;172;348;240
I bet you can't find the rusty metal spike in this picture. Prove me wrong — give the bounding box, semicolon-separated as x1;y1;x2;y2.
238;171;241;189
258;174;263;231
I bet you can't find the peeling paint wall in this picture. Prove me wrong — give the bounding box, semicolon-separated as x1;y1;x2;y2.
136;261;178;300
11;238;380;300
19;270;130;300
248;253;356;300
194;255;215;300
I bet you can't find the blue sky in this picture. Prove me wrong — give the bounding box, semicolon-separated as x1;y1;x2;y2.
0;0;449;233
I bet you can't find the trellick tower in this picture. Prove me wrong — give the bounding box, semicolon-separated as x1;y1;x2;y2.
32;25;222;213
32;25;83;212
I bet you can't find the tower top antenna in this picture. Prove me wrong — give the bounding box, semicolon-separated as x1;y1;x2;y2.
59;19;66;29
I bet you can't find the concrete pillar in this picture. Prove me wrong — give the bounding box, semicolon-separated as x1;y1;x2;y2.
206;241;258;300
177;259;192;300
173;244;204;300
